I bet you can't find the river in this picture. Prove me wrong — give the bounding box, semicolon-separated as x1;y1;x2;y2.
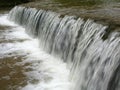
0;14;70;90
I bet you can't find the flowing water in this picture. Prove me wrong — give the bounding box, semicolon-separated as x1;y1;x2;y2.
0;14;70;90
0;5;120;90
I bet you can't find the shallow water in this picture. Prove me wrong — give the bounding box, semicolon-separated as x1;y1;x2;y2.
0;14;70;90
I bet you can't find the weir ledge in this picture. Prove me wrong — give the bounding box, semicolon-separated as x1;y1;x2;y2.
20;0;120;32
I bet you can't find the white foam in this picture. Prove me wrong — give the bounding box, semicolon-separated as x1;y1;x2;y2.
0;14;71;90
0;14;17;26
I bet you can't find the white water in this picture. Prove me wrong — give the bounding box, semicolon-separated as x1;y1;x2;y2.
0;15;71;90
8;6;120;90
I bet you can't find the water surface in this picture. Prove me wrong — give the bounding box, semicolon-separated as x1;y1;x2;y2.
0;14;70;90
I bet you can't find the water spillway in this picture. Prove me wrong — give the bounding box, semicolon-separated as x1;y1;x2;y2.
8;6;120;90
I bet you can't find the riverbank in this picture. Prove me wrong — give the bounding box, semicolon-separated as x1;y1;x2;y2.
0;0;33;13
0;0;32;7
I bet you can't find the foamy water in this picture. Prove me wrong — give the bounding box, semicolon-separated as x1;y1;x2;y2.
0;14;71;90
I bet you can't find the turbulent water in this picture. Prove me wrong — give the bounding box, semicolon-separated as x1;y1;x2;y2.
0;14;70;90
1;6;120;90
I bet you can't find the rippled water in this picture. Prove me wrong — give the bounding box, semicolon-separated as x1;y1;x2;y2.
0;14;70;90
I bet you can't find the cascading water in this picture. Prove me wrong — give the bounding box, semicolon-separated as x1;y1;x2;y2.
8;6;120;90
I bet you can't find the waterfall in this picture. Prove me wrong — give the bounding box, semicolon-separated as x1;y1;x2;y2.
8;6;120;90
